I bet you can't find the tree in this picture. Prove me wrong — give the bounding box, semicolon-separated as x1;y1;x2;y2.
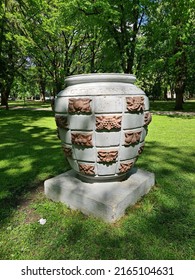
21;0;104;95
77;0;148;73
135;0;195;109
0;0;29;109
1;0;194;110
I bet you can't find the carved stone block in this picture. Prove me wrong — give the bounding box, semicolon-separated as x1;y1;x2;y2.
138;143;145;155
144;112;152;126
126;96;145;112
96;116;122;130
68;98;92;113
71;133;93;147
119;161;134;173
62;145;72;158
124;131;142;145
97;150;118;162
79;163;95;175
55;115;68;129
53;74;152;182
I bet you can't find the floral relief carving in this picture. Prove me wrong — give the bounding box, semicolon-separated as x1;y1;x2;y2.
79;163;95;175
124;131;142;145
71;133;93;147
138;144;145;155
144;112;152;126
62;145;72;158
126;96;145;112
96;116;122;130
119;161;134;173
55;115;68;129
68;98;92;113
98;150;118;162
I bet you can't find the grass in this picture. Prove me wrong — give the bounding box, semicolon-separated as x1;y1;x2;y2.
0;102;195;260
149;99;195;112
7;99;52;109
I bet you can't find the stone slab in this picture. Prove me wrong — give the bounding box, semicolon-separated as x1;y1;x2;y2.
44;168;155;223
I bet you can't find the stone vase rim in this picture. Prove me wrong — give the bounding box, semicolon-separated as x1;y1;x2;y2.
65;73;136;86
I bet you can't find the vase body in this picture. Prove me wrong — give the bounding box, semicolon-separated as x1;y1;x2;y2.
54;74;152;182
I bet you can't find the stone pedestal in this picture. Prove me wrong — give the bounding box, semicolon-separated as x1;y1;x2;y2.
44;168;155;223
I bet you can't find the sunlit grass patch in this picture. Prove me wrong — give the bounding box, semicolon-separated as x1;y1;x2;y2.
0;107;195;260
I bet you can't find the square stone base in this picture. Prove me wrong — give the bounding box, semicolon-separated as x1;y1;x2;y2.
44;168;155;223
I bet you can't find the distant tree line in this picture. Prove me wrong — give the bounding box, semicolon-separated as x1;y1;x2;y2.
0;0;194;109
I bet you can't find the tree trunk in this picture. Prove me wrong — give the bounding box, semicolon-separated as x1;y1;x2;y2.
174;41;186;110
40;92;45;102
125;48;134;74
39;81;46;102
163;87;168;100
174;63;186;110
174;81;185;110
1;90;9;110
53;80;63;97
37;66;46;102
90;46;95;73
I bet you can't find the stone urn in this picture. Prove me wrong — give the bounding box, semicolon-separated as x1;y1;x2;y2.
54;73;152;182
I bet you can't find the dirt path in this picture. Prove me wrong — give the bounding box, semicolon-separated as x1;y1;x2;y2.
9;106;52;111
1;105;195;115
152;111;195;116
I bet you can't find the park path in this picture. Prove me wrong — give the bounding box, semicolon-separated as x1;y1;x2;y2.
151;111;195;116
1;104;195;116
9;106;195;116
9;106;52;111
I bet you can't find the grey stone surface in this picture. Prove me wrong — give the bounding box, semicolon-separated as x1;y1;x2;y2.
74;147;96;161
122;113;144;129
95;131;121;147
54;74;151;180
44;168;155;223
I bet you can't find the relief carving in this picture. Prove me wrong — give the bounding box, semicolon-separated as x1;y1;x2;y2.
96;116;122;130
144;112;152;126
79;163;95;175
68;98;92;113
62;145;72;158
126;96;145;112
119;161;134;173
124;131;142;145
55;115;68;129
138;144;145;155
98;150;118;162
71;133;93;146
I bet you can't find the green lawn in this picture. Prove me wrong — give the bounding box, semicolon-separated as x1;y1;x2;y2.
149;100;195;112
7;99;52;109
0;104;195;260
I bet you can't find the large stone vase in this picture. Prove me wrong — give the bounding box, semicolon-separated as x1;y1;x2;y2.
54;73;152;182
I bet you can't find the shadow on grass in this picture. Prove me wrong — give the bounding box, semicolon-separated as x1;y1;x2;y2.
0;111;194;259
12;140;194;260
150;100;195;112
0;109;70;223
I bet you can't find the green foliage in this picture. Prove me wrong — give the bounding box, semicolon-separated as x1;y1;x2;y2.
1;0;194;108
135;0;195;107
